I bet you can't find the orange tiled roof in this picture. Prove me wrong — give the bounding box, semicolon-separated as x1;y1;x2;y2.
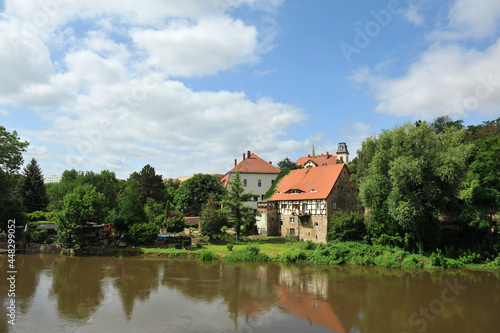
230;153;281;174
296;153;337;167
220;172;230;188
269;164;345;201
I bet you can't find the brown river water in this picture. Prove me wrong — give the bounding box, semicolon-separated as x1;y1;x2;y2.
1;254;499;333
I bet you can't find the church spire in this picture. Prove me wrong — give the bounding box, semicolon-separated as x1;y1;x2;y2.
312;144;315;156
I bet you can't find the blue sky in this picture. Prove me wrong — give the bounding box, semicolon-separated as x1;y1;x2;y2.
1;0;500;179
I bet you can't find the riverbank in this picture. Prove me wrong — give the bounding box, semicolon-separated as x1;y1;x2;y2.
3;237;500;269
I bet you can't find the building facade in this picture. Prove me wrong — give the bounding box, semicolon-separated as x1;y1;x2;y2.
264;164;359;243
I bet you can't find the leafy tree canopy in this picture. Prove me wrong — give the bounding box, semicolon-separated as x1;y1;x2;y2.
0;126;29;174
277;157;302;171
174;174;225;217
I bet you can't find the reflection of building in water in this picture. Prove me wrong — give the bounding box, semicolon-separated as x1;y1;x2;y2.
279;268;328;300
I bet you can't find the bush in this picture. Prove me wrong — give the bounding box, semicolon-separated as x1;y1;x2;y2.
328;211;366;242
402;254;424;268
300;240;316;250
373;233;404;247
277;248;308;262
225;244;269;263
429;249;444;267
125;223;159;245
199;251;219;261
32;230;48;243
165;215;186;233
227;243;234;251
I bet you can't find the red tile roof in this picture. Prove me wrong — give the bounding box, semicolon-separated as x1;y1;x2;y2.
295;153;337;167
220;172;230;188
269;164;345;201
230;153;281;174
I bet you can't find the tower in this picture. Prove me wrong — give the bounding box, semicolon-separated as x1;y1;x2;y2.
336;142;349;163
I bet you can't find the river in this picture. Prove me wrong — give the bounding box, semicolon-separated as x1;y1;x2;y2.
1;254;499;333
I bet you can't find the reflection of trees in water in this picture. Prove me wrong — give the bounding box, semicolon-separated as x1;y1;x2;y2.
107;257;161;320
49;256;104;322
322;265;500;333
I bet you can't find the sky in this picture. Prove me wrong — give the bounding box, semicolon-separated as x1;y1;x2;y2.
1;0;500;180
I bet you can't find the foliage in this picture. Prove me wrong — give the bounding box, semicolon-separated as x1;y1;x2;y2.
116;181;147;230
401;254;424;268
328;211;366;242
21;158;49;212
263;169;290;200
0;126;29;174
225;244;269;263
55;184;107;249
201;193;225;239
32;230;48;243
199;251;219;261
163;200;185;233
226;243;234;251
174;174;225;217
220;170;259;240
145;199;165;224
277;157;302;171
129;164;165;204
357;121;473;250
125;223;159;246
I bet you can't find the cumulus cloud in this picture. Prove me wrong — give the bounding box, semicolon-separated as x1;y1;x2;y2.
430;0;500;41
402;2;425;26
131;17;259;77
353;0;500;120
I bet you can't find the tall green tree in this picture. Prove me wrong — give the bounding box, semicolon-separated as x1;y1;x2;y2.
115;181;147;231
175;174;225;216
129;165;165;204
21;158;49;212
357;121;472;251
0;126;29;230
221;170;258;241
55;184;106;249
201;193;225;240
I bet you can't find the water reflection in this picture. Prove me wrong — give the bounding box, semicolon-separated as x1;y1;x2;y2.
1;255;499;333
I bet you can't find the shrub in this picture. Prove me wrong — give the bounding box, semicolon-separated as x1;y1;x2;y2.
227;243;234;251
196;242;202;248
32;230;48;243
277;248;308;262
402;254;424;268
328;211;366;242
300;240;316;250
199;251;219;261
165;215;186;233
429;249;444;267
225;245;269;263
125;223;159;245
373;233;403;247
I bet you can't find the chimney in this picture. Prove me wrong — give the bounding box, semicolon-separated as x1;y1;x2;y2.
234;159;237;167
247;150;251;158
308;154;310;157
269;161;272;165
326;152;329;158
243;153;245;160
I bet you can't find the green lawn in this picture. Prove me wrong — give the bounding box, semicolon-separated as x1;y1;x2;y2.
139;236;301;258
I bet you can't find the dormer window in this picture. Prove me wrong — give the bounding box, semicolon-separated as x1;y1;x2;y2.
309;189;318;193
291;189;299;194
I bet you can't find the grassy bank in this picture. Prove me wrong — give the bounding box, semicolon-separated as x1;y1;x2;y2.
133;237;500;269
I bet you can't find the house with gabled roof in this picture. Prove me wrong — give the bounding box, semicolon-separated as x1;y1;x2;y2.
296;142;350;168
221;150;281;209
263;163;359;243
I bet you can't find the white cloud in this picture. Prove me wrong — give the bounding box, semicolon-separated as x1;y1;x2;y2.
0;109;8;116
430;0;500;40
131;17;259;77
353;40;500;119
402;2;425;26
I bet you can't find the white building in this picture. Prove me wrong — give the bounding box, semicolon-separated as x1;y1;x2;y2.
221;151;281;209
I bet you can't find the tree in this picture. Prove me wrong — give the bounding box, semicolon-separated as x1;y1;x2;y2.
0;126;29;231
277;157;302;171
55;184;106;249
0;126;29;174
125;223;159;245
21;158;49;212
164;178;181;203
175;174;225;217
116;181;147;231
163;201;185;233
201;193;225;240
129;165;165;204
221;170;258;241
357;121;472;251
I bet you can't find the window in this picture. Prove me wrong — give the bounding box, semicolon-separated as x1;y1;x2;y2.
341;186;344;192
315;222;319;228
291;189;299;194
290;217;295;224
338;186;341;192
280;219;283;226
289;228;295;235
332;201;337;209
243;179;247;187
302;203;307;211
258;179;262;187
282;204;287;209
